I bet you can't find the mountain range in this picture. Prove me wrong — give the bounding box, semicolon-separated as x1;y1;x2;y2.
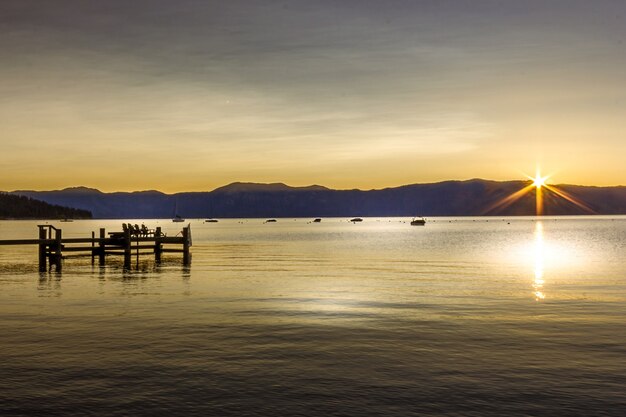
7;179;626;219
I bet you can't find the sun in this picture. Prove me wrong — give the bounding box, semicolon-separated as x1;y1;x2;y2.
528;168;549;189
532;175;547;188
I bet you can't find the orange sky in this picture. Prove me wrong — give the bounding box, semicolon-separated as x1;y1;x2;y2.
2;1;625;192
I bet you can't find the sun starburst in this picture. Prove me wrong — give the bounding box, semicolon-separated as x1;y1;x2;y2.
483;167;595;216
527;168;549;189
532;175;547;188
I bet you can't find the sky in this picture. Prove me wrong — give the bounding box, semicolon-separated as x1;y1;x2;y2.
1;0;625;192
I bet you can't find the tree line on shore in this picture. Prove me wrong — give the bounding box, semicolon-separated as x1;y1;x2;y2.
0;192;92;219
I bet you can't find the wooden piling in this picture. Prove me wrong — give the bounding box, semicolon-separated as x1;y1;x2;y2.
98;228;106;266
154;227;162;264
182;225;191;265
52;228;62;272
135;233;139;266
123;227;131;269
38;226;47;272
91;231;95;265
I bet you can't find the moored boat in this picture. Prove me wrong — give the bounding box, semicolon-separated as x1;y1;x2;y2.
411;217;426;226
172;199;184;222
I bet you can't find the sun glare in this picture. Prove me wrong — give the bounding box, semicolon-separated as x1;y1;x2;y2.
530;168;549;189
481;166;596;216
533;175;547;188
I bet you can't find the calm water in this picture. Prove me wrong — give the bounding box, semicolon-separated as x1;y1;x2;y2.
1;217;625;416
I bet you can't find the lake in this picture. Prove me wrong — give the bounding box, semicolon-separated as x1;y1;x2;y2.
1;217;625;416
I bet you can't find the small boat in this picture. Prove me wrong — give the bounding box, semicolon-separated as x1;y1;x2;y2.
410;217;426;226
350;218;363;223
60;218;74;222
205;219;219;223
172;199;184;222
313;218;322;223
264;219;277;223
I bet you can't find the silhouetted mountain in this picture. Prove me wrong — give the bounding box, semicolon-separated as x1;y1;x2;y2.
11;187;171;219
10;180;626;219
0;192;92;219
213;182;329;193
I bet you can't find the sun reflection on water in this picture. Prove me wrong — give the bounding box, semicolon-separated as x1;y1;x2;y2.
533;221;546;301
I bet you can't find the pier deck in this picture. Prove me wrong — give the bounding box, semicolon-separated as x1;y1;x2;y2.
0;224;192;271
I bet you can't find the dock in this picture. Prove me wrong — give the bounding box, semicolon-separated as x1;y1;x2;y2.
0;224;192;271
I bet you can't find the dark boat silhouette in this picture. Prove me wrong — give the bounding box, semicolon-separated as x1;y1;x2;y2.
264;219;277;223
350;218;363;222
411;217;426;226
313;218;322;223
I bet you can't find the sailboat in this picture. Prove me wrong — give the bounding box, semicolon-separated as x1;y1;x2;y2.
204;199;218;222
172;199;185;222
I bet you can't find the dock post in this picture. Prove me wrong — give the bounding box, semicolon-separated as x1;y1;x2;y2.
182;225;191;266
53;228;62;272
123;227;131;269
38;226;47;272
98;228;106;266
135;233;139;267
154;227;162;264
91;231;95;265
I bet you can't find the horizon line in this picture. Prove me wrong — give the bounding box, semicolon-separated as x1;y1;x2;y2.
4;177;626;195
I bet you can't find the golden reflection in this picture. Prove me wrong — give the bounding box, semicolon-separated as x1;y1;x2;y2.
529;168;549;216
532;221;546;301
536;185;544;216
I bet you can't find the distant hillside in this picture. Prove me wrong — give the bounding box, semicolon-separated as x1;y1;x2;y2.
11;180;626;219
0;192;92;219
212;182;329;193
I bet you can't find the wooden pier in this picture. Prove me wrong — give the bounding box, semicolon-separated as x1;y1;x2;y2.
0;224;192;271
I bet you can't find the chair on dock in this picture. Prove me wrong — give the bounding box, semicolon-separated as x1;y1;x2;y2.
108;224;127;239
108;223;163;239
